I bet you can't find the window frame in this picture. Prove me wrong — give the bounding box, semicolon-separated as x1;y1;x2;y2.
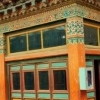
10;71;21;92
84;23;100;48
50;60;68;93
37;69;50;92
22;70;36;92
7;23;66;55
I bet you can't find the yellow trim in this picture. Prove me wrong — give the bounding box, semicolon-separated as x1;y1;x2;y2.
7;23;66;54
84;22;100;47
26;33;29;51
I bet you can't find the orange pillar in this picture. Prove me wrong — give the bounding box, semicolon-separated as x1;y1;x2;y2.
67;17;87;100
0;34;7;100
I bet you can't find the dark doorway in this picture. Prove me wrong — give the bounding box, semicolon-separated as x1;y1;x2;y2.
94;60;100;100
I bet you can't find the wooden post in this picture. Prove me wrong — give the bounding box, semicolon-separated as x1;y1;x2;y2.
0;34;7;100
67;17;87;100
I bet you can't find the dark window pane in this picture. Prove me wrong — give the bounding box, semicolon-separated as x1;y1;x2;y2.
53;70;67;90
10;34;27;53
24;72;34;90
84;25;98;46
39;71;49;90
12;73;20;90
43;26;66;48
28;31;41;50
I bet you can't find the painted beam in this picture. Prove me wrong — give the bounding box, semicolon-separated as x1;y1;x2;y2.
0;4;100;33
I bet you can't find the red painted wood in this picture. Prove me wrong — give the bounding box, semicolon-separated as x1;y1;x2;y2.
0;54;7;100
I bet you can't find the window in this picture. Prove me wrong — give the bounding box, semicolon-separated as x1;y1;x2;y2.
84;25;98;46
24;72;34;90
43;26;66;48
10;34;27;53
28;31;41;50
8;25;66;54
39;71;49;90
12;72;20;90
53;70;67;90
9;61;67;100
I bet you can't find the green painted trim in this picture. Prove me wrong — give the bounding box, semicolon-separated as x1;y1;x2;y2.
37;64;49;69
23;93;36;98
53;93;68;99
86;55;100;60
38;93;50;99
11;66;20;71
23;65;35;70
87;92;95;98
86;61;93;67
12;93;21;98
52;62;67;68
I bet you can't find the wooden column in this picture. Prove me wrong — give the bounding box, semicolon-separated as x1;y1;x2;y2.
67;17;87;100
0;34;7;100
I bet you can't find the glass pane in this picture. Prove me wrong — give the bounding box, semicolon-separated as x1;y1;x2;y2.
28;31;41;50
84;25;98;46
53;70;67;90
12;73;20;90
24;72;34;90
10;34;27;53
43;26;66;48
39;71;49;90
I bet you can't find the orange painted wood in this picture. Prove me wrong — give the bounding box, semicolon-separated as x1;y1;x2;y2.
68;43;87;100
85;49;100;55
0;54;7;100
5;48;68;61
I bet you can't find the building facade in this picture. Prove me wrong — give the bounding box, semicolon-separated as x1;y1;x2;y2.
0;0;100;100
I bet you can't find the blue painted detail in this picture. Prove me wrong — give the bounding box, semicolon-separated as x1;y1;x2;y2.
11;66;20;71
53;93;68;99
87;92;95;98
23;93;36;98
38;93;50;98
12;93;21;98
52;62;67;68
79;68;87;90
23;65;35;70
86;61;93;67
37;64;49;69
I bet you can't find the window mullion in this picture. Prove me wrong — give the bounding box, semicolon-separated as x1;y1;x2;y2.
41;30;44;49
26;33;29;51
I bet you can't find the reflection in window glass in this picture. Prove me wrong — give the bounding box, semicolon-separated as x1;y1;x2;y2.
43;26;66;48
39;71;49;90
12;73;20;90
10;34;27;53
84;25;98;46
53;70;67;90
24;72;34;90
28;31;41;50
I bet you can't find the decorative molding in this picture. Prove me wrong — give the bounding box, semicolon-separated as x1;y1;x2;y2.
0;4;99;33
0;34;6;54
67;37;84;44
66;16;84;44
67;17;84;35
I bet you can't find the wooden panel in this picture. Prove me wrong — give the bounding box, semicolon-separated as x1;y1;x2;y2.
87;92;95;98
13;99;21;100
53;93;68;99
37;64;49;69
23;65;35;70
86;61;93;67
25;99;36;100
88;98;95;100
11;66;20;71
52;62;66;68
12;93;21;98
38;93;50;99
23;93;36;98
